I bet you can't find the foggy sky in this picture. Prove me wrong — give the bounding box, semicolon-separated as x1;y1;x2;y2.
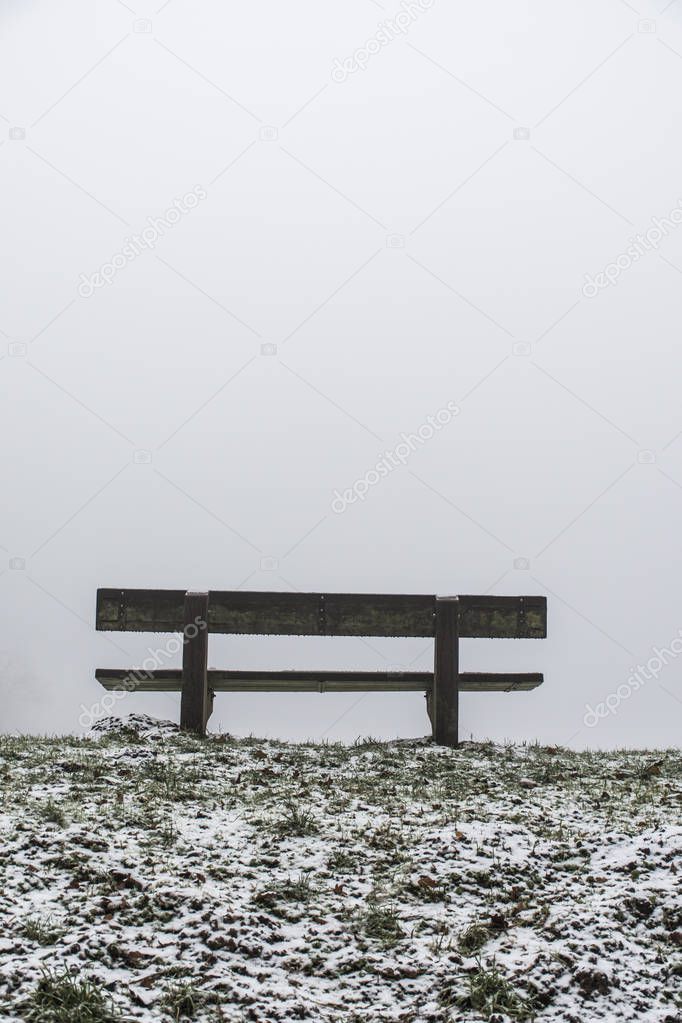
2;0;682;748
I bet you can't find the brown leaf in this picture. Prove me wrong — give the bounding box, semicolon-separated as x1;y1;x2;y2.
138;974;160;989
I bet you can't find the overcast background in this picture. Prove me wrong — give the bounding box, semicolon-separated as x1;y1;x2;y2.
2;0;682;747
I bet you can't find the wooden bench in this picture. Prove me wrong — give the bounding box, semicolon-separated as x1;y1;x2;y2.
95;589;547;746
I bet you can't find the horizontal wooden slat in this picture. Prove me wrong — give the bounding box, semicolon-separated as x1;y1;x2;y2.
96;669;184;692
209;591;322;636
459;595;546;639
459;672;542;692
96;669;543;693
97;589;187;633
323;594;435;637
207;592;437;637
97;590;547;639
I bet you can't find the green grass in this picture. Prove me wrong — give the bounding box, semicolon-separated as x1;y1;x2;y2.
458;958;536;1020
360;900;405;945
253;872;317;913
270;801;318;838
458;921;490;955
35;798;67;826
162;981;205;1021
23;969;119;1022
21;916;66;946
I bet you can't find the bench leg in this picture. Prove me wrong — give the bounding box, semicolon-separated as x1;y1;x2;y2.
432;596;459;747
180;591;210;735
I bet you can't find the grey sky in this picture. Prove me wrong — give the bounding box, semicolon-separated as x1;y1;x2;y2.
1;0;682;747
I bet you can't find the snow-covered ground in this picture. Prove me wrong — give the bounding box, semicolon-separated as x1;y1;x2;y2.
0;715;680;1022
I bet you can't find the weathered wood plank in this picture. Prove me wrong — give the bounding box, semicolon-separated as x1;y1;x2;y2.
96;588;186;633
322;594;435;637
459;595;546;639
97;589;547;639
208;591;321;636
208;591;435;637
179;592;210;735
459;673;542;692
95;668;544;693
97;669;184;691
432;597;460;746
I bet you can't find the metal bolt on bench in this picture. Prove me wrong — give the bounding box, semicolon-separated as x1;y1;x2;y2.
95;589;547;746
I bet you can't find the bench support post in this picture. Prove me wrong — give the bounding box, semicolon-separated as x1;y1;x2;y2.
180;591;210;735
432;596;459;747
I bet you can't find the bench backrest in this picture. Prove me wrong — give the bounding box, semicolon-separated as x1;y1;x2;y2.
96;589;547;639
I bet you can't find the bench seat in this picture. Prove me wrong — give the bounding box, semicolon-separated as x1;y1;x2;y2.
96;668;543;693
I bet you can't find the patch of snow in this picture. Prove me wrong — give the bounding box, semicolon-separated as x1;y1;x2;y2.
0;733;679;1022
89;713;180;739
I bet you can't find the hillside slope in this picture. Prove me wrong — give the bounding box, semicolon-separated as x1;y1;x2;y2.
0;716;680;1022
